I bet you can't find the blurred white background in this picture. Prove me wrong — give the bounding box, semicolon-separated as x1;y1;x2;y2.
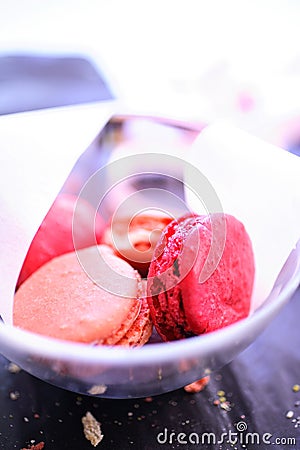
0;0;300;148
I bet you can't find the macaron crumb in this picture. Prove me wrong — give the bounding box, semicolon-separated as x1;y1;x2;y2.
87;384;107;395
21;442;45;450
285;410;294;419
183;376;210;393
82;411;104;447
7;362;21;374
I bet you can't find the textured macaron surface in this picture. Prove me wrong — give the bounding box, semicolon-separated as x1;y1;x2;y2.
147;214;255;341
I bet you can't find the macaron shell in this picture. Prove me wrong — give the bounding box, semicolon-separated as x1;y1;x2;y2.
182;214;254;335
103;213;172;276
14;245;142;345
17;194;105;288
147;214;202;341
148;214;254;340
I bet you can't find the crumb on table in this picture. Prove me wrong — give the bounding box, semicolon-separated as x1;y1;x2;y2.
7;362;21;373
21;442;45;450
82;411;104;447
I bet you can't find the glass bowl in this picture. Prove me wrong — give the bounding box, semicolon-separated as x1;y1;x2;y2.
0;113;299;399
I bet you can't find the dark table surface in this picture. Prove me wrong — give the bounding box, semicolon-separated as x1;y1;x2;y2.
0;288;299;450
0;55;299;450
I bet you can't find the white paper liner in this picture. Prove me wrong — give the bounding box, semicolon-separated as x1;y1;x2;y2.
185;122;300;311
0;109;299;327
0;102;114;323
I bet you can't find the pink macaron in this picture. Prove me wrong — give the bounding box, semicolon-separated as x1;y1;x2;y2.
14;245;152;346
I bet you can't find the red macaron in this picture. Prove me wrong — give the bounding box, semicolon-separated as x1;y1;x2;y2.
147;213;255;341
17;193;105;288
